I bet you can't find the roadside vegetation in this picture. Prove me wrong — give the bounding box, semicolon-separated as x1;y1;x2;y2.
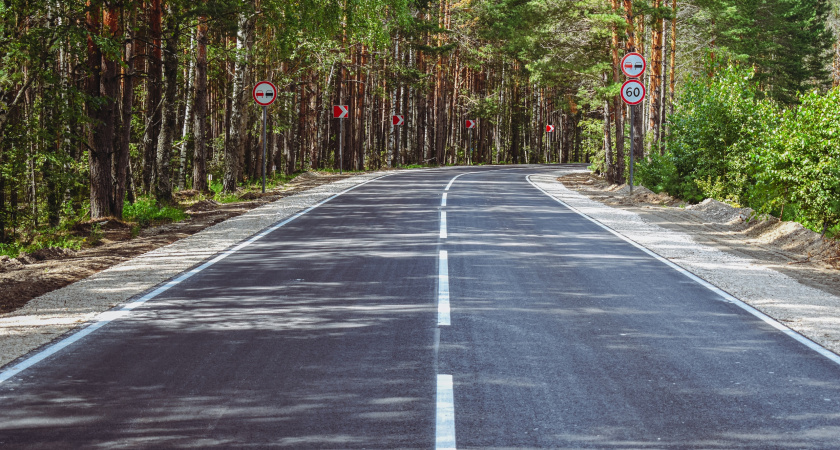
635;62;840;237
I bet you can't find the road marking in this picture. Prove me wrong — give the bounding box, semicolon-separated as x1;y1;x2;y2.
527;174;840;367
0;175;389;385
436;374;456;450
445;173;470;191
440;211;448;239
438;250;451;326
442;193;447;207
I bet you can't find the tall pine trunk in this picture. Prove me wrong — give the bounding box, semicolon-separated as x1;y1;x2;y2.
87;4;119;219
142;0;162;194
154;8;180;203
192;15;209;192
648;0;664;154
224;12;253;193
114;7;135;219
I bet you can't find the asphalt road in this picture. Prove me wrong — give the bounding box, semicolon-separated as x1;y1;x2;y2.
1;165;839;448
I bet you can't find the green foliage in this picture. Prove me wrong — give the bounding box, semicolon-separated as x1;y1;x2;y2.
0;232;84;259
652;62;778;203
711;0;832;104
752;87;840;231
123;197;188;227
651;61;840;235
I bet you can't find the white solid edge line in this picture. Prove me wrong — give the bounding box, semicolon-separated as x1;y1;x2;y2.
438;250;451;326
526;174;840;367
0;174;390;385
440;211;448;239
436;374;457;450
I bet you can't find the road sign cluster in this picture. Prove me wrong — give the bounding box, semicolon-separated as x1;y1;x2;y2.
620;52;646;105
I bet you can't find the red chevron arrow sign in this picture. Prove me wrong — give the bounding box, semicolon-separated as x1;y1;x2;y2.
465;120;476;129
392;115;404;126
546;125;555;132
333;105;349;119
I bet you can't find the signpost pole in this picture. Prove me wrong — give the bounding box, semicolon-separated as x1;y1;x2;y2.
629;105;634;194
339;118;343;175
468;128;472;165
261;106;267;193
395;124;400;168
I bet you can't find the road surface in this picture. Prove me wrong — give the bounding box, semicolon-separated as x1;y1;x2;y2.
1;165;839;448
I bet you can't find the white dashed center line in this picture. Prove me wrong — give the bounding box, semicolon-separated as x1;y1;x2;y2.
438;250;451;326
436;374;456;450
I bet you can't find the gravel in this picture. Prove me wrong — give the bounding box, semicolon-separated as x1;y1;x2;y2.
0;172;386;369
531;170;840;357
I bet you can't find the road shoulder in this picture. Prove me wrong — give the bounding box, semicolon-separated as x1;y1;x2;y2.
531;170;840;358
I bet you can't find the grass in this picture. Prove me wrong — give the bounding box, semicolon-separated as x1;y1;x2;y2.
123;197;188;226
208;172;299;203
0;228;85;259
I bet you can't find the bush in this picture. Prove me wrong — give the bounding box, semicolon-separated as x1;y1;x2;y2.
752;87;840;232
123;197;187;226
663;62;778;203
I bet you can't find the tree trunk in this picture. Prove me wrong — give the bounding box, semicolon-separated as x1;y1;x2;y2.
192;14;209;192
114;6;135;219
155;7;180;203
178;34;195;190
648;0;664;154
224;12;253;193
87;4;118;219
142;0;162;194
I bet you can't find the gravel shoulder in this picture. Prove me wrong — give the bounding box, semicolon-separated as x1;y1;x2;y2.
534;170;840;357
0;171;386;369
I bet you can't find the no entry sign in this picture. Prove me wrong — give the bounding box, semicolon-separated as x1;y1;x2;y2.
252;81;277;106
333;105;349;119
621;79;646;105
620;52;646;78
465;120;476;129
392;115;404;126
546;125;555;133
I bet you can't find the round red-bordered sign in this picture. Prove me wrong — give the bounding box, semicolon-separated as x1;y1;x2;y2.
620;79;646;105
253;81;277;106
620;52;646;78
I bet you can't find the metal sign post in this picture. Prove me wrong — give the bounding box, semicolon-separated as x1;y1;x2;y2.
392;115;403;167
253;81;277;193
465;120;476;164
261;106;267;192
620;62;646;195
334;105;349;174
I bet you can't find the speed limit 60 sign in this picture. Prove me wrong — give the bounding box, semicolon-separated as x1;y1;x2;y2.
621;79;646;105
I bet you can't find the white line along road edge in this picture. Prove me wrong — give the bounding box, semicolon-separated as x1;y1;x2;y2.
0;174;390;385
526;174;840;367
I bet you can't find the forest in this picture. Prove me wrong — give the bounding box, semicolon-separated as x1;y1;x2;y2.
0;0;838;255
